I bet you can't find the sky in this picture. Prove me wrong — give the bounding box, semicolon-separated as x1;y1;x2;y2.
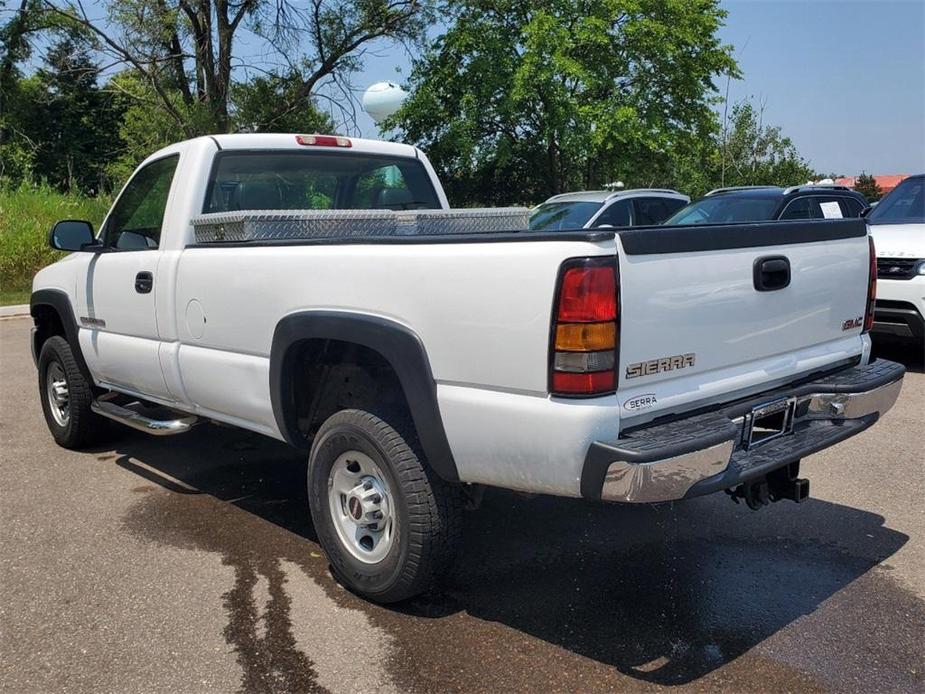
349;0;925;176
29;0;924;175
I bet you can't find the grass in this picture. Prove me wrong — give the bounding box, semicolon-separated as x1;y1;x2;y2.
0;184;111;305
0;289;31;306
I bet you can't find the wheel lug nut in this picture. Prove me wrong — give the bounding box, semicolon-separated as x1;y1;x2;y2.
371;494;381;504
363;480;373;490
371;510;383;520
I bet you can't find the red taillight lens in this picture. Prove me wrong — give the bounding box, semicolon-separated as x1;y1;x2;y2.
557;265;617;322
552;370;615;394
295;134;352;148
550;257;619;397
864;235;877;333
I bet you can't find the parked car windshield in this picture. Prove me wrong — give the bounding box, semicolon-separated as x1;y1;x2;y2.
203;151;441;212
663;195;780;225
867;176;925;225
530;201;603;230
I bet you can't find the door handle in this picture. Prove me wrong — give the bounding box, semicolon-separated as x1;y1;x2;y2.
753;255;790;291
135;271;153;294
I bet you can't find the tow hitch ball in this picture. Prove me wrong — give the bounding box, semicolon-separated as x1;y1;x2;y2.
726;461;810;510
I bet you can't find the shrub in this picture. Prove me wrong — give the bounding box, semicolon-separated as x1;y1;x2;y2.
0;183;111;297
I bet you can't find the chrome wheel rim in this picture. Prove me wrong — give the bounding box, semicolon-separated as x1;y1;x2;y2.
45;361;70;427
327;450;395;564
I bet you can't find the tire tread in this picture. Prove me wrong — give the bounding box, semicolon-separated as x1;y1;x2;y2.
308;408;462;603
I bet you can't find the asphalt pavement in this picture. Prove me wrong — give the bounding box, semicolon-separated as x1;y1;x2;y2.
1;315;923;693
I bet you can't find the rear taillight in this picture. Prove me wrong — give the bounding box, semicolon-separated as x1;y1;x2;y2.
864;235;876;333
295;134;352;148
550;257;619;396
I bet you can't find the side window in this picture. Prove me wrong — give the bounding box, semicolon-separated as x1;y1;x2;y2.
662;197;687;219
633;197;675;225
104;155;179;250
839;197;864;217
816;197;844;219
593;199;631;227
780;196;820;220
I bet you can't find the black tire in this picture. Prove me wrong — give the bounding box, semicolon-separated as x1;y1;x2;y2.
307;408;462;603
38;336;108;449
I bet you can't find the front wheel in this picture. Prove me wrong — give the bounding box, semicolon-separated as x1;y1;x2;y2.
307;409;462;603
37;336;108;449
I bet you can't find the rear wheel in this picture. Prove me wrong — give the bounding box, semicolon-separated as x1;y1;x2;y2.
38;336;108;448
307;408;461;603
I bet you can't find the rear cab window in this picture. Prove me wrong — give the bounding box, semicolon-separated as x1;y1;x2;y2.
203;152;441;213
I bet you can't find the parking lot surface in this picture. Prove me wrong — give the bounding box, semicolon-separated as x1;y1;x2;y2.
1;315;923;693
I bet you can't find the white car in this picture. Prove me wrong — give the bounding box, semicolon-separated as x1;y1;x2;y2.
867;174;925;345
530;189;689;230
30;133;903;603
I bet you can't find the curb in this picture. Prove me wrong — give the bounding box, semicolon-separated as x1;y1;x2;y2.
0;304;30;318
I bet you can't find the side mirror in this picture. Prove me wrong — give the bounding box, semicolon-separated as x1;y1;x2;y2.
49;220;97;251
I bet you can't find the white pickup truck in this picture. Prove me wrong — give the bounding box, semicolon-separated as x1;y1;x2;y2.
31;133;904;603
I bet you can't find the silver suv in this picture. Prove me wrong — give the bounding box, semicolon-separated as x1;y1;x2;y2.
529;189;690;230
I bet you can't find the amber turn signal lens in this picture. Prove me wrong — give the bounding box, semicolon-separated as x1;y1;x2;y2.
555;322;616;351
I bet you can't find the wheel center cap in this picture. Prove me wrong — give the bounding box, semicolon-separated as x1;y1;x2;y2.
348;496;363;520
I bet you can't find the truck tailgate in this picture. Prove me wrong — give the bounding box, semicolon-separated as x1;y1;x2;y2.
615;219;871;423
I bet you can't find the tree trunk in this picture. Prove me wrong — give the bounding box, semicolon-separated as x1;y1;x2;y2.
214;0;232;131
547;133;560;195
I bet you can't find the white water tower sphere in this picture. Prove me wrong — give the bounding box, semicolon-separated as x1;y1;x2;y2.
362;82;407;123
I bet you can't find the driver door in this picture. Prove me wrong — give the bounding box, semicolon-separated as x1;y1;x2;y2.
77;154;179;400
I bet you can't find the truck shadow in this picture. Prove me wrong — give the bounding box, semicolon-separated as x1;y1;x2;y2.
107;425;913;688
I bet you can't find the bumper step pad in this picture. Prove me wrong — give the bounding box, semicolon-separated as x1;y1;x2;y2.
582;359;905;503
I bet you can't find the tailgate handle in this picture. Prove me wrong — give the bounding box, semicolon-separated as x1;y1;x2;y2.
753;256;790;291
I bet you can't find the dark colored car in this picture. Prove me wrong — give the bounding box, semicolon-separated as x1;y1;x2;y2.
663;185;869;225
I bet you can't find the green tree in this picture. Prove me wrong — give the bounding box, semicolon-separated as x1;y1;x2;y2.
854;172;882;202
103;70;335;188
715;99;814;191
1;31;126;193
35;37;126;192
231;73;334;133
43;0;434;135
388;0;738;204
0;0;46;183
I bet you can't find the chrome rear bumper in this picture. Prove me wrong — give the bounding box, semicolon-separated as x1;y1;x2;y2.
583;359;905;504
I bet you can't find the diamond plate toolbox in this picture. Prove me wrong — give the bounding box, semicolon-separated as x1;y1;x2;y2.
191;208;530;243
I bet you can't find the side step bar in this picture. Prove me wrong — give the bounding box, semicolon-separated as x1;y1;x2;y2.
91;396;198;436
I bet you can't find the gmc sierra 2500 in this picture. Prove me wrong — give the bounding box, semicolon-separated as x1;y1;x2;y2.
31;134;904;603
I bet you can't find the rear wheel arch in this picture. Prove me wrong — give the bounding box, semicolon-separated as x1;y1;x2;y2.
269;311;459;482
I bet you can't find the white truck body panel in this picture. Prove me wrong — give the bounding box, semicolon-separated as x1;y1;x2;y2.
32;134;888;500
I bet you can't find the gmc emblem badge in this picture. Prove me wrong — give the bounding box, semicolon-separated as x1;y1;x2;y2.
842;316;863;331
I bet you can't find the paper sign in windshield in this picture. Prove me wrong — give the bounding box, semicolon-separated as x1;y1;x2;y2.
819;201;843;219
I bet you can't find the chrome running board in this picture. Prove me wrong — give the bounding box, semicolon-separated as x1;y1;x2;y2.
91;396;198;436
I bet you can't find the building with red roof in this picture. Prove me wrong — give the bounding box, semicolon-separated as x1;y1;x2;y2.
834;175;909;195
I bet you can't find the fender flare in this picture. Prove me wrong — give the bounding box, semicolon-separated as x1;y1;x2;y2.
30;289;92;382
269;311;459;482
